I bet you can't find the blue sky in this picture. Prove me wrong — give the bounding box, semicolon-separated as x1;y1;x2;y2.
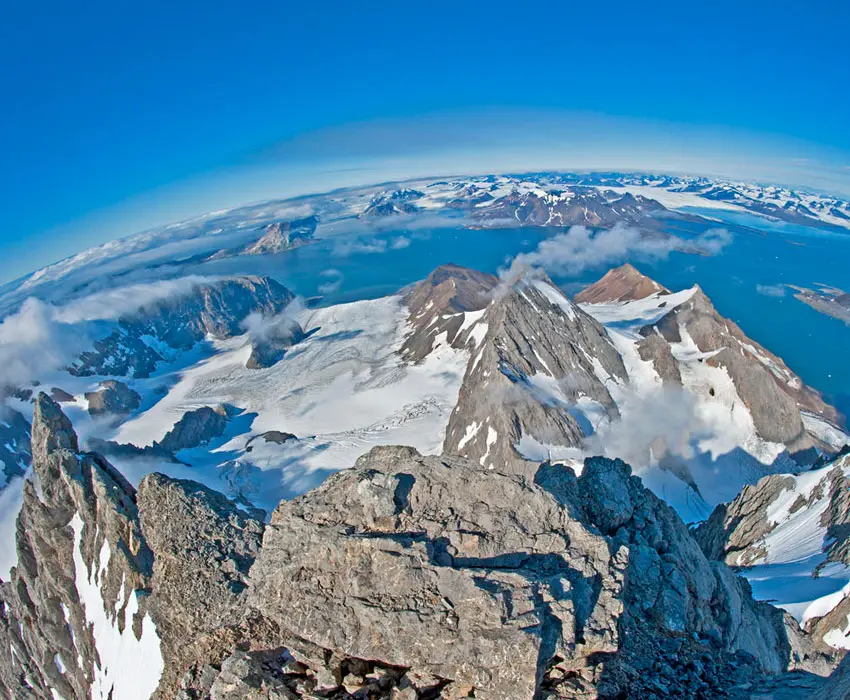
1;0;848;282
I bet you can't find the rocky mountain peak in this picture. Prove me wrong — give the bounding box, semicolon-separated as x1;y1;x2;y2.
443;270;628;470
400;263;497;362
32;390;78;457
575;263;668;303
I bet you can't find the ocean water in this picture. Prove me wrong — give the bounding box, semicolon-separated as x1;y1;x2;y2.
197;211;850;418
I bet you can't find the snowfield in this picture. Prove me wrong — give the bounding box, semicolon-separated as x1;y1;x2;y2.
109;295;469;511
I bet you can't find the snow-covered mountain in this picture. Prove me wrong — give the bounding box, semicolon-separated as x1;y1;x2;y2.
4;170;847;319
695;449;850;652
1;259;849;698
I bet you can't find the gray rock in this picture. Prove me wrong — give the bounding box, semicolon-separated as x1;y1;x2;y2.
85;379;142;417
243;448;831;699
138;473;265;695
0;394;155;700
49;387;75;403
158;405;229;453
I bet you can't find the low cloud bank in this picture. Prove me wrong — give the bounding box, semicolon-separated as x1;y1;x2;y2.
500;224;732;281
0;276;220;393
241;297;306;346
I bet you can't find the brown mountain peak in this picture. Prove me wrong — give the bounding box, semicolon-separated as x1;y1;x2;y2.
575;264;668;304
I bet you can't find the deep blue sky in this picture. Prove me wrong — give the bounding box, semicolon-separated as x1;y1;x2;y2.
1;0;848;282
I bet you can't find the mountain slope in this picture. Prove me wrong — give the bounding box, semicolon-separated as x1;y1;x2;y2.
441;271;628;470
70;275;294;378
0;399;837;699
695;449;850;650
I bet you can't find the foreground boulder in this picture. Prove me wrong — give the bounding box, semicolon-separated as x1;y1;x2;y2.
237;447;832;699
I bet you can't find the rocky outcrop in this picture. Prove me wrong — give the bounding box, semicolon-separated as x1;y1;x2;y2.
245;318;306;370
89;405;231;461
240;217;318;255
442;272;627;470
237;447;832;698
85;379;142;417
49;387;75;403
0;394;161;700
137;473;265;696
159;406;229;453
246;431;297;450
70;276;294;378
0;407;31;486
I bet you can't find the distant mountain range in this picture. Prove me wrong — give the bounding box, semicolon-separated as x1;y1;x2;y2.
3;170;848;317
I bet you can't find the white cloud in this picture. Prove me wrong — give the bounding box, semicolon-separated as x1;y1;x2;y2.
500;224;732;281
331;234;411;257
0;276;220;393
240;297;305;345
318;269;344;295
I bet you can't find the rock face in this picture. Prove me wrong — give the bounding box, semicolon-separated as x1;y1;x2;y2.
137;472;265;696
241;447;830;699
70;276;294;378
85;379;142;417
0;394;163;700
442;272;628;469
0;407;31;486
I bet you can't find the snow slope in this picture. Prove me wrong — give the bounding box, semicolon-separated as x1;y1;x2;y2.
108;295;469;511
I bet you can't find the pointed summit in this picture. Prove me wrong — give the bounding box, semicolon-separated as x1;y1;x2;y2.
400;264;497;362
575;263;668;304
